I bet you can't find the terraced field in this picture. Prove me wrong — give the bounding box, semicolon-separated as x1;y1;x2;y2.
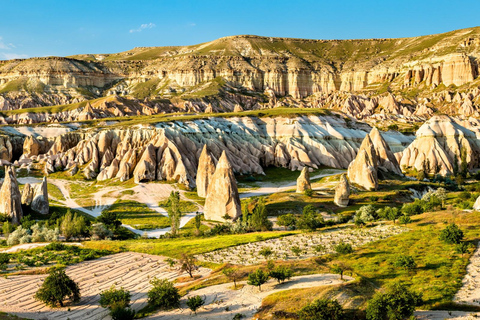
0;252;210;320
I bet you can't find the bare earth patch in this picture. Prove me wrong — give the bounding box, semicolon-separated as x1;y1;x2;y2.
197;225;406;265
0;252;210;320
147;274;352;320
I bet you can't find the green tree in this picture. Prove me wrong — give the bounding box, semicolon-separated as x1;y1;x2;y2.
110;304;136;320
186;295;205;314
2;221;14;236
354;205;376;225
180;253;197;278
439;223;464;244
298;205;323;232
297;298;343;320
330;262;351;280
35;268;80;307
147;278;180;310
98;210;122;230
223;267;242;289
366;283;422;320
277;214;296;230
269;266;293;283
250;198;272;231
194;213;202;235
456;242;473;257
247;269;269;291
398;215;412;226
167;191;181;236
401;200;424;216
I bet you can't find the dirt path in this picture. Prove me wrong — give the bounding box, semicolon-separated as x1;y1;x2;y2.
415;311;480;319
454;243;480;306
148;273;352;320
0;242;82;253
0;252;210;320
239;169;344;198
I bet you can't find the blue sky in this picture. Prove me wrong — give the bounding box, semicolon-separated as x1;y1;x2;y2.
0;0;479;59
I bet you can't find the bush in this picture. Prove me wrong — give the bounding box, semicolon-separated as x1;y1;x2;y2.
247;269;269;291
366;283;422;320
335;242;354;254
35;268;80;307
0;253;9;265
297;298;343;320
186;295;205;314
110;303;136;320
100;286;131;309
354;205;376;225
31;224;59;242
401;200;424;216
147;278;180;310
277;214;296;230
7;226;31;246
45;242;66;251
398;215;411;225
91;223;114;240
259;247;273;259
439;223;464;244
393;255;416;270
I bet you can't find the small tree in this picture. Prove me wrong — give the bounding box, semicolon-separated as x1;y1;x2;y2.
250;198;272;231
456;242;473;257
277;214;296;230
297;298;343;320
355;205;376;225
247;269;269;291
439;223;464;244
167;191;181;236
330;262;351;280
2;221;14;236
366;283;422;320
223;267;242;289
186;295;205;314
269;266;293;284
393;255;416;270
110;304;136;320
180;253;197;278
35;268;80;307
194;213;202;235
147;278;180;310
398;215;411;226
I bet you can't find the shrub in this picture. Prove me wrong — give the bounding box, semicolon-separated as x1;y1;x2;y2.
2;221;14;236
147;278;180;310
297;298;343;320
335;242;354;254
366;283;422;320
7;226;31;246
354;205;376;225
31;224;59;242
180;253;197;278
110;303;136;320
439;223;464;244
304;189;314;197
393;255;416;270
398;215;411;225
91;223;113;240
100;286;131;309
269;266;293;283
247;269;269;291
45;242;66;251
35;268;80;307
401;200;424;216
259;247;273;259
277;214;296;230
186;295;205;314
0;253;9;265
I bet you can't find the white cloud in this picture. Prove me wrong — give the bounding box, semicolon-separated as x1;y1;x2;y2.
129;23;156;33
0;37;14;50
0;37;27;60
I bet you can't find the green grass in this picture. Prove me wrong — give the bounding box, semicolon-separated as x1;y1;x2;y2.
83;231;298;259
158;199;198;213
131;78;162;99
47;183;65;201
102;199;170;230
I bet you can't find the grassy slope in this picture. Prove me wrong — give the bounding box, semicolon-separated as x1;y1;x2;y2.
103;199;171;230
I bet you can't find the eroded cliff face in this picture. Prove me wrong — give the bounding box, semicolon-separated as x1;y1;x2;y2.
10;115;413;188
2;28;480;111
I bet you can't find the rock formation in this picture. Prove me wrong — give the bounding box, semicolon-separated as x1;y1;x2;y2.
348;135;378;190
0;166;23;224
296;167;311;193
369;127;402;175
31;177;49;215
196;145;216;198
204;151;241;222
399;115;480;175
334;174;350;207
133;144;157;183
474;195;480;211
21;183;34;205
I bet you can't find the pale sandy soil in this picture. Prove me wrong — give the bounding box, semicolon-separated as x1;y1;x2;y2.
454;243;480;306
198;225;406;265
1;125;73;138
239;169;344;198
0;242;82;253
0;252;210;320
147;274;353;320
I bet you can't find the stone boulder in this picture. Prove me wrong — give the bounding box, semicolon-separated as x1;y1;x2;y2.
296;167;311;193
0;166;23;224
348;135;378;190
369;127;402;175
196;145;216;198
204;151;241;222
334;174;350;207
23;136;41;156
21;183;34;206
31;177;49;215
474;195;480;211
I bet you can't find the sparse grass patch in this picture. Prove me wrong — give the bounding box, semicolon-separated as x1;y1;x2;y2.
103;199;170;230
